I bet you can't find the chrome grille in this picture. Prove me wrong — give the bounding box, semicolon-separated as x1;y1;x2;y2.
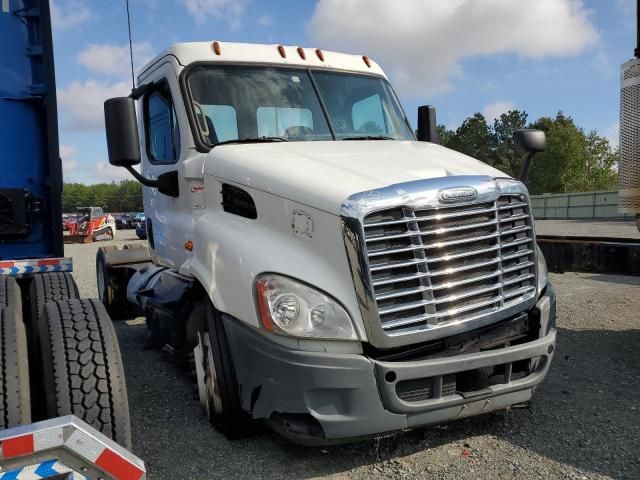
362;195;536;336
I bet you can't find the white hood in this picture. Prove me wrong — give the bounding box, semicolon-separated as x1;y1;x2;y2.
204;140;508;214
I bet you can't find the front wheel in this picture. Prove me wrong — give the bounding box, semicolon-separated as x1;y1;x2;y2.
196;301;253;440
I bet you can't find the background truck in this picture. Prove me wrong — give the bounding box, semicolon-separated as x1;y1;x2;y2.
98;41;557;444
0;1;144;477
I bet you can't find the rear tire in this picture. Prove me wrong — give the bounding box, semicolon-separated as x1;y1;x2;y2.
204;301;253;440
0;279;31;429
29;272;80;325
0;275;20;308
28;272;80;419
37;298;131;448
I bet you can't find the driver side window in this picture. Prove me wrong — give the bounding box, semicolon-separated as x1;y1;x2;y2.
144;82;181;164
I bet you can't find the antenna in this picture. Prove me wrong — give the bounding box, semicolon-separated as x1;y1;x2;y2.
125;0;135;89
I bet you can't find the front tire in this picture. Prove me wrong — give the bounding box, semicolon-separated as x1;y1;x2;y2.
37;298;132;448
202;301;253;440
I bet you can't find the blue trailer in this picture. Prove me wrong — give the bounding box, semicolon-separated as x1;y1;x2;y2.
0;1;144;478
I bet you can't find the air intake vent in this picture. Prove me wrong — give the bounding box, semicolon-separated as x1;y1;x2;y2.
221;184;257;219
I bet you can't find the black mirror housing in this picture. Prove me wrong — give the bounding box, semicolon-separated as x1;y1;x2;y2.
104;97;141;167
514;129;546;154
416;105;439;143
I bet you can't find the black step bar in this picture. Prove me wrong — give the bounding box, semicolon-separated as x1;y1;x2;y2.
537;235;640;275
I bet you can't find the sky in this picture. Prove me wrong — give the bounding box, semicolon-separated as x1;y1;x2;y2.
50;0;636;183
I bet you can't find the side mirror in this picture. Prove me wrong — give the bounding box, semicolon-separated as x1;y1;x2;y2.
514;129;546;154
513;129;546;185
104;97;141;167
416;105;439;143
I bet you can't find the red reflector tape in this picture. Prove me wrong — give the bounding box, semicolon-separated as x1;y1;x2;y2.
2;434;35;458
0;262;14;268
36;259;60;266
96;448;145;480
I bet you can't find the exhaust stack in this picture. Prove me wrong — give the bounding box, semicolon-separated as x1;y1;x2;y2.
619;0;640;230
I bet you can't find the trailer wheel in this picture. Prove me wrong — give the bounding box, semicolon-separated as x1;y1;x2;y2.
201;301;253;439
0;275;20;308
37;298;131;449
28;272;81;418
29;272;80;325
0;293;31;429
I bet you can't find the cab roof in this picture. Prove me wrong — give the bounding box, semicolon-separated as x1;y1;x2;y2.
139;41;386;78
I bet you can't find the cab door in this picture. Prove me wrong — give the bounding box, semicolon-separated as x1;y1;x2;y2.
139;63;193;269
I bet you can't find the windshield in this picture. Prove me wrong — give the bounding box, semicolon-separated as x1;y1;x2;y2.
186;65;414;146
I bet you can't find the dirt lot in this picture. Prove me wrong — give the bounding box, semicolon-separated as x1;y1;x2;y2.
67;231;640;480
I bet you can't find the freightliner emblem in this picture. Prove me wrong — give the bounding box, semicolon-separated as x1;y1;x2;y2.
438;187;478;203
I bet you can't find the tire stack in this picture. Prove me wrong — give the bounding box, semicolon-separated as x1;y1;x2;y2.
0;272;132;449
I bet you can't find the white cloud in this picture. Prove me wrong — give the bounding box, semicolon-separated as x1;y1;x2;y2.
604;120;620;149
182;0;250;30
483;100;516;124
308;0;599;96
57;80;130;131
258;14;273;27
94;162;132;182
60;145;78;171
50;0;91;31
77;42;154;78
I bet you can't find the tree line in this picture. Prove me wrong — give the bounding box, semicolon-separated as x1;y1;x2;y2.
438;110;618;195
62;180;143;213
62;109;617;210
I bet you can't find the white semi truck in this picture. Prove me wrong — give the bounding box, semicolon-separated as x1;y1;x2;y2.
98;41;557;444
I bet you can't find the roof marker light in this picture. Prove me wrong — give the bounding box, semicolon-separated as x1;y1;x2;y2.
362;55;371;68
315;49;324;61
277;45;286;58
297;47;306;60
212;41;221;55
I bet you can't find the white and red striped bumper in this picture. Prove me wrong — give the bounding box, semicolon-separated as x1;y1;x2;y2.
0;416;145;480
0;258;72;276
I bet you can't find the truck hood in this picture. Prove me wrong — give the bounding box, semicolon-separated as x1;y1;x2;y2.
204;140;508;215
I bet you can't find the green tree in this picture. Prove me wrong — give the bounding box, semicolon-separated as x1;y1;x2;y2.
492;110;528;176
440;109;618;194
62;180;143;213
443;113;494;165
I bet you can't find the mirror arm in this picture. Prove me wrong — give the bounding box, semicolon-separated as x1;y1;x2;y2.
125;166;159;188
518;152;536;186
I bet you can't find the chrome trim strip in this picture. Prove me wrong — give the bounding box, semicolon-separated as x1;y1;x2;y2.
340;175;538;349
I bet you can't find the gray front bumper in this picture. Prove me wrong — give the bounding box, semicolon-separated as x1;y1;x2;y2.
224;286;556;444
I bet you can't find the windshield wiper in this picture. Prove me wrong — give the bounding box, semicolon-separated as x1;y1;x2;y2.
214;136;288;147
340;135;394;140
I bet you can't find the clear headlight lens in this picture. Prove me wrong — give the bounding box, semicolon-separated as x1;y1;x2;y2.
255;274;358;340
536;245;548;296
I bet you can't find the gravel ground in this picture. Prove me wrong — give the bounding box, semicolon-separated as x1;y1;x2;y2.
535;220;639;238
65;233;640;480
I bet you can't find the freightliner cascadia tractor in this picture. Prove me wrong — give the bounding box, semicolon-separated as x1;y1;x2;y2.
98;41;556;444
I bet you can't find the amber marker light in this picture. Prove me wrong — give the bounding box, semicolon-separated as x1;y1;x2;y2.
315;49;324;61
277;45;286;58
297;47;306;60
184;240;193;251
255;278;275;332
211;41;221;55
362;55;371;67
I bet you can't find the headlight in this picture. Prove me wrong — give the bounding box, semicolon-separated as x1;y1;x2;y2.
536;245;548;296
255;274;358;340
